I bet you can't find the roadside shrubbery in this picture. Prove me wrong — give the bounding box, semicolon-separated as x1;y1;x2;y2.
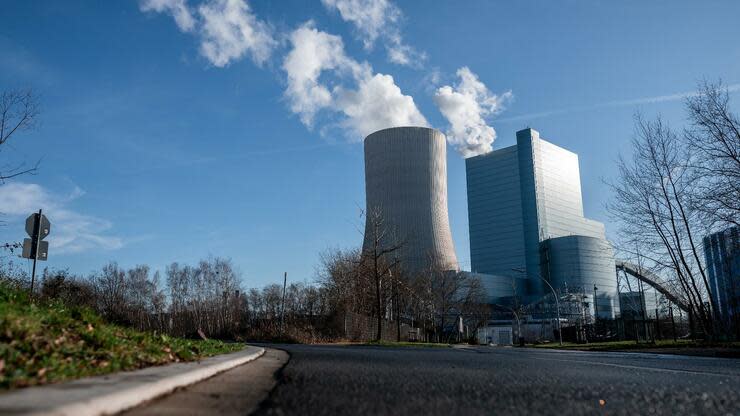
1;246;489;347
1;257;332;343
0;281;242;389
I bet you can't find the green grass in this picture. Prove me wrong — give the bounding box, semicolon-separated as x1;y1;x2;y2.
356;340;451;348
0;283;243;390
532;339;740;351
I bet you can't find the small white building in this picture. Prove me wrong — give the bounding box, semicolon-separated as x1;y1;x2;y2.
477;318;561;345
477;324;513;345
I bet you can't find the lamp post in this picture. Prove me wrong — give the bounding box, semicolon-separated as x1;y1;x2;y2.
593;284;601;341
593;284;598;320
512;268;562;346
543;278;563;346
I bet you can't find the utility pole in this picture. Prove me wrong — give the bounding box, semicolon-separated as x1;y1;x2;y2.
654;289;661;340
669;302;677;342
280;272;287;335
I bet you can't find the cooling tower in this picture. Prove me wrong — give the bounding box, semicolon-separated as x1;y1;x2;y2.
362;126;459;274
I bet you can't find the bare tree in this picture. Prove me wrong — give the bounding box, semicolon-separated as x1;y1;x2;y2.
359;207;404;341
418;256;486;342
317;247;363;337
685;81;740;228
0;89;40;182
607;115;716;335
91;262;128;323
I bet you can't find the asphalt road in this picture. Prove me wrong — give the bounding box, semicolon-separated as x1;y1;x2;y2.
255;344;740;416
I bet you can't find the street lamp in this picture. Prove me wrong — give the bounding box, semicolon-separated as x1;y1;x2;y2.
592;284;600;342
593;284;598;321
512;268;563;346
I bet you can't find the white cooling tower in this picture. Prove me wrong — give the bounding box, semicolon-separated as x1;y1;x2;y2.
362;126;459;274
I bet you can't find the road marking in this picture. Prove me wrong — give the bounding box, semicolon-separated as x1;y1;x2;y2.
529;355;739;378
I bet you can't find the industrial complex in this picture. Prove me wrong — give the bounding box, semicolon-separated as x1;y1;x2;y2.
361;126;624;327
466;128;618;318
360;126;699;340
704;226;740;329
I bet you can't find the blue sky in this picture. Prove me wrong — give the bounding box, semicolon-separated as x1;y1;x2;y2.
1;0;739;289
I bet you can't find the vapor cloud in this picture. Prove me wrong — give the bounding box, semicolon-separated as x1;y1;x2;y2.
283;22;427;140
336;73;428;139
0;183;124;254
140;0;276;67
140;2;510;152
321;0;425;66
198;0;276;67
434;67;512;157
140;0;196;32
282;23;368;127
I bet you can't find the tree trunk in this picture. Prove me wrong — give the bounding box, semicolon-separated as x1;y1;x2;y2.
375;270;382;342
396;293;401;342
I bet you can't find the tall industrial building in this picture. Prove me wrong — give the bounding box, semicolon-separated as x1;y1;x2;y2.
363;127;459;274
704;226;740;325
466;128;618;317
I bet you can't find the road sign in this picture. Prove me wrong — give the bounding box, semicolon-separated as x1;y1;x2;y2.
22;239;48;261
22;210;51;296
25;213;50;239
22;212;51;261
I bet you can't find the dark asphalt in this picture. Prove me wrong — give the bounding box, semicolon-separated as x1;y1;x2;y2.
255;344;740;416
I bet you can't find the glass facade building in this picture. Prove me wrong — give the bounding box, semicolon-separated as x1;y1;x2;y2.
466;128;618;317
703;226;740;325
541;235;618;317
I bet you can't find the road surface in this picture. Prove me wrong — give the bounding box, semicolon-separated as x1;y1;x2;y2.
122;349;288;416
255;344;740;416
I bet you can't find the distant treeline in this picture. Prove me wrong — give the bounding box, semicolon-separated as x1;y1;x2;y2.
0;249;489;343
0;258;330;341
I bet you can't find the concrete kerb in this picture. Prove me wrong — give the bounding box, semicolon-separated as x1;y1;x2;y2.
0;345;265;416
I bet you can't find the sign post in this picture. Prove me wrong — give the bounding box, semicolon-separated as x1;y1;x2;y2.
22;209;51;295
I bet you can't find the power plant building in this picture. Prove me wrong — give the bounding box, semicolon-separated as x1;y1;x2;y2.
466;128;618;317
704;226;740;326
362;127;459;274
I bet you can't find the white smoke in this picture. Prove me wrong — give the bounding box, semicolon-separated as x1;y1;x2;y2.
282;23;369;127
433;67;512;157
140;3;514;151
283;22;427;139
139;0;277;67
140;0;196;32
198;0;276;67
321;0;424;66
336;73;428;139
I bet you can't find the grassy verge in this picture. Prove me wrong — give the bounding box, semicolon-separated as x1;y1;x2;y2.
355;340;451;348
0;283;243;390
531;339;740;351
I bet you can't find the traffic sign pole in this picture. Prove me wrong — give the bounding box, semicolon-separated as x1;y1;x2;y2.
22;209;50;297
30;209;42;296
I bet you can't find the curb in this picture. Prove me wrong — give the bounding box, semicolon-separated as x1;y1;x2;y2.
0;345;265;416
